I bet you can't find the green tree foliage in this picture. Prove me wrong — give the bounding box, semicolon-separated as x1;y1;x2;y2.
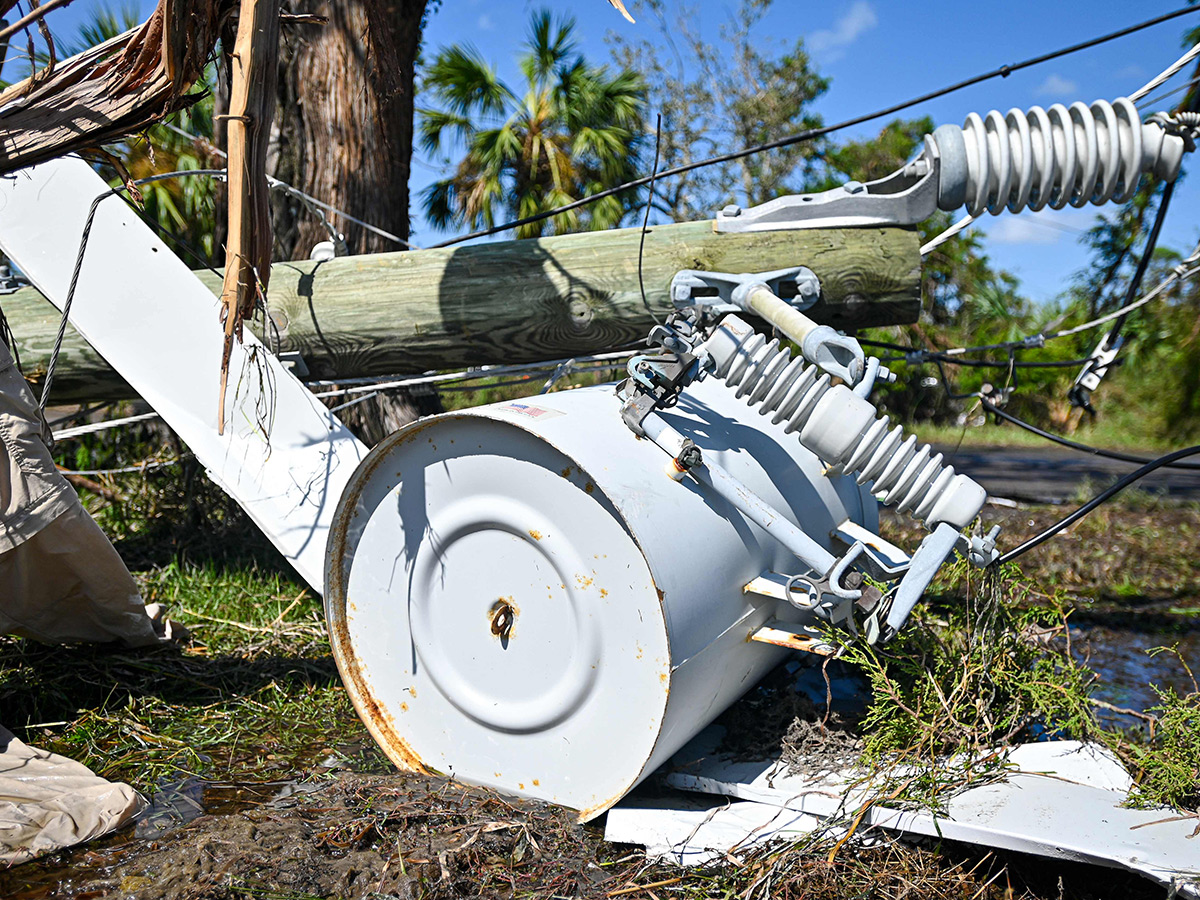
419;10;646;238
609;0;828;220
817;117;1009;325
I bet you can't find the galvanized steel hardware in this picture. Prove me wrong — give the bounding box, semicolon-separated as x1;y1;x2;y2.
619;265;1000;646
715;96;1189;232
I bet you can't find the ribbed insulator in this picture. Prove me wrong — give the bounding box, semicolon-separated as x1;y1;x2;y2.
934;97;1185;217
709;324;984;529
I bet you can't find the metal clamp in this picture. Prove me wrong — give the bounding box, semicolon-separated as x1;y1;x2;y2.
669;266;820;312
783;542;867;632
715;137;942;232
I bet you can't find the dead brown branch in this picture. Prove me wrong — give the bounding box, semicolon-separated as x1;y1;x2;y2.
216;0;280;433
0;0;77;44
0;0;236;175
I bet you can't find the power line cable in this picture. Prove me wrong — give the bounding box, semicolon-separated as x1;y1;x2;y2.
856;246;1200;365
1131;40;1200;101
159;122;416;250
426;5;1200;250
1136;73;1200;111
997;444;1200;564
978;398;1200;470
873;350;1098;369
638;113;664;325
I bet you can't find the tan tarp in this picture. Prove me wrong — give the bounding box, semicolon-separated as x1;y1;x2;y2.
0;726;145;866
0;340;158;647
2;339;173;863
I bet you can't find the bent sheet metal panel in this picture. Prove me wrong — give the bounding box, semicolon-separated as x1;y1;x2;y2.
646;729;1200;894
0;158;366;591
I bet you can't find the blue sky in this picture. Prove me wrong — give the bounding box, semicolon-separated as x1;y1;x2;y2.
417;0;1200;305
14;0;1200;305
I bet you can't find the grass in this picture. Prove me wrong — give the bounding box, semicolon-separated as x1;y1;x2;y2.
7;384;1198;897
1127;648;1200;813
840;565;1102;767
0;562;366;791
872;507;1200;816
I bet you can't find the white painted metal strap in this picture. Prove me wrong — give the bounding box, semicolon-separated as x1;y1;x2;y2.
0;158;366;591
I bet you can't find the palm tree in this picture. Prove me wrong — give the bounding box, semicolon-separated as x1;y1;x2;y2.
419;10;647;239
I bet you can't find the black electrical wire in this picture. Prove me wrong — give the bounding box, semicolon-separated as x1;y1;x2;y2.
997;443;1200;564
980;398;1200;470
426;4;1200;250
1070;80;1197;410
1104;179;1176;343
860;336;1056;358
638;113;663;325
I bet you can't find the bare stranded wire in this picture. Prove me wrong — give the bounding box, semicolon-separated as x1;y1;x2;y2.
858;242;1200;368
423;4;1200;250
158;122;416;251
50;351;638;442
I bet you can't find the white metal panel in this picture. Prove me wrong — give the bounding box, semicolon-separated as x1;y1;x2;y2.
605;794;823;866
0;158;366;591
662;728;1200;893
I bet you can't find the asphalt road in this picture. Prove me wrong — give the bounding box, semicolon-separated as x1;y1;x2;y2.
933;444;1200;504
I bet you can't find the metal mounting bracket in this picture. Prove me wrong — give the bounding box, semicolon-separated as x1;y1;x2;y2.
669;266;820;312
714;136;943;233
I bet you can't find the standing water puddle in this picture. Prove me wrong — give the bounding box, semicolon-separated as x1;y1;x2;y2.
1074;625;1199;727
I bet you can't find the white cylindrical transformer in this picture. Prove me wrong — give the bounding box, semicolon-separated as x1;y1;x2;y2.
325;377;877;820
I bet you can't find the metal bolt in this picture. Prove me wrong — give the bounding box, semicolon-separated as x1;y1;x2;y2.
490;601;514;639
843;180;865;194
843;571;864;590
721;204;742;217
675;439;703;470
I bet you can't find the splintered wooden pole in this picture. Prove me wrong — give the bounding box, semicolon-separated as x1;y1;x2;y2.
0;0;230;175
218;0;280;433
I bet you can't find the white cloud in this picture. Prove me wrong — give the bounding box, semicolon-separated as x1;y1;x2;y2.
988;217;1060;245
477;13;494;30
808;2;877;61
1035;73;1078;97
985;209;1095;246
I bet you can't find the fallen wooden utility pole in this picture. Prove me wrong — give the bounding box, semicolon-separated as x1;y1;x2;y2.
3;221;920;402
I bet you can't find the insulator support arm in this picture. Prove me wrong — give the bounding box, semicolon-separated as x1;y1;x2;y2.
715;96;1190;232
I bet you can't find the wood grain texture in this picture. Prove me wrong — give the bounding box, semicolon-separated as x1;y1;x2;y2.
217;0;281;432
5;222;919;401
